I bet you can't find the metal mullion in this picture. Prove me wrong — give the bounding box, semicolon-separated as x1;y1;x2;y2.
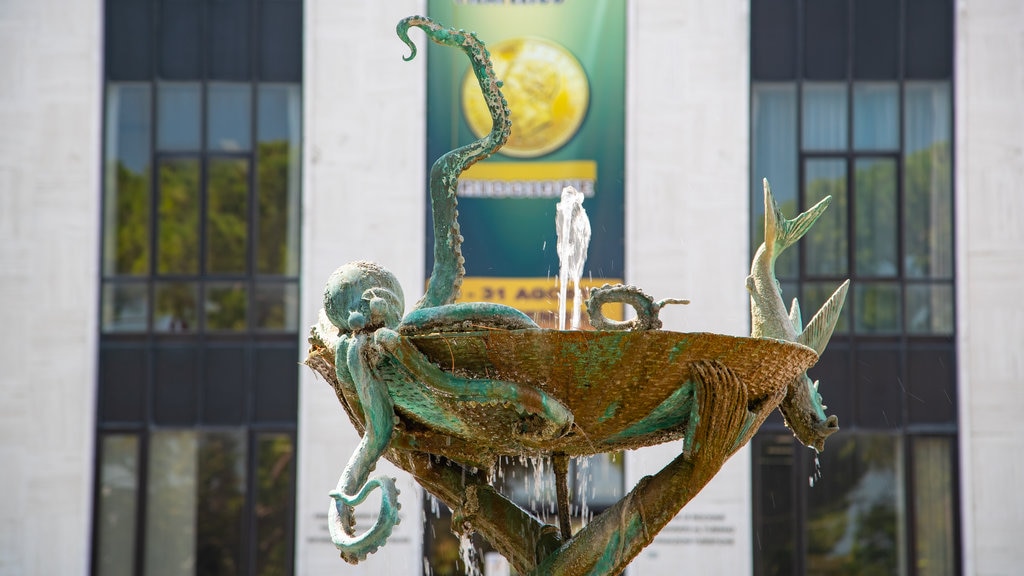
284;428;298;576
245;428;259;576
248;81;259;340
800;150;853;159
133;427;152;576
904;431;919;576
88;430;105;576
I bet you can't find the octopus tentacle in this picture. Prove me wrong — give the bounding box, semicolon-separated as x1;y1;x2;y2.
397;16;512;310
375;329;573;439
329;335;402;563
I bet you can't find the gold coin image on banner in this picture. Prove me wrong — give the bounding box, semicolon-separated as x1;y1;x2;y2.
461;37;590;158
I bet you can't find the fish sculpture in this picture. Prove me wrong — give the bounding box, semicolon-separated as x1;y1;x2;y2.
747;178;849;451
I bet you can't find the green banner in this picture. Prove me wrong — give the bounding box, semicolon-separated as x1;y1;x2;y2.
425;0;626;287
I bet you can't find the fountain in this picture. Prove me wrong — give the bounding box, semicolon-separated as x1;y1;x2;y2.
556;185;590;331
304;15;849;575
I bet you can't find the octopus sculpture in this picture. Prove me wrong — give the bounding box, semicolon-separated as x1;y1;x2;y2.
305;15;849;575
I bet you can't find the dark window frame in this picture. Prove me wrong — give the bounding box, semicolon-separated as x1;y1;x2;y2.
749;1;960;575
93;1;302;575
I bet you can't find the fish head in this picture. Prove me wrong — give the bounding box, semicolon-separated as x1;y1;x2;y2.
778;372;839;452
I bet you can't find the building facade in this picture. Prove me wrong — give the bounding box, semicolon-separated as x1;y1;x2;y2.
1;1;1022;575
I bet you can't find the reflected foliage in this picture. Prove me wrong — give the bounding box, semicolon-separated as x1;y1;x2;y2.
806;436;901;576
145;432;198;576
855;160;897;276
109;163;151;275
257;140;298;276
207;284;247;331
158;159;201;274
155;282;198;332
207;159;250;274
255;435;294;576
804;161;848;277
904;142;952;278
753;142;951;334
197;432;246;576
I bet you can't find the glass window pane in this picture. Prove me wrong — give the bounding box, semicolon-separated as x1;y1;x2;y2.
751;83;798;278
906;0;953;80
806;434;905;575
153;346;199;425
803;0;848;80
102;282;149;332
854;282;901;334
906;283;954;335
803;82;848;151
254;282;299;331
751;0;797;80
254;344;298;423
157;158;201;274
754;434;796;576
804;159;848;276
99;345;147;423
154;281;198;332
96;434;139;576
853;0;899;79
196;431;247;575
203;346;246;425
908;344;957;424
159;0;201;80
255;434;295;576
855;158;898;276
208;83;252;151
106;0;152;80
157;84;201;151
208;0;251;81
259;0;302;82
104;84;151;276
855;345;903;428
145;430;198;576
853;83;899;150
257;84;301;276
904;82;953;279
207;158;250;274
206;282;248;331
912;437;956;575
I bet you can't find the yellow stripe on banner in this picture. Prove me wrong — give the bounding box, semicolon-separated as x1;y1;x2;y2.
461;161;597;181
455;277;624;327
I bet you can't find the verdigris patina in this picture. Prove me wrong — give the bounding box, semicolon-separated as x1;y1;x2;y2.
304;15;848;575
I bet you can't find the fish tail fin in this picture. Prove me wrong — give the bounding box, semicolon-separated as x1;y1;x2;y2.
763;178;832;262
797;280;851;355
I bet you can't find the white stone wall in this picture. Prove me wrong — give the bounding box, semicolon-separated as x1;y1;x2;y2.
297;1;427;574
624;1;753;574
0;1;103;575
956;1;1024;574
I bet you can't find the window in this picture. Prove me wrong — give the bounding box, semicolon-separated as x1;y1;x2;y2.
750;1;958;574
94;2;302;575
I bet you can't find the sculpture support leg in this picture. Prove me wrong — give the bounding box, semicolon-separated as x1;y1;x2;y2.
553;453;573;540
389;449;562;575
529;361;755;576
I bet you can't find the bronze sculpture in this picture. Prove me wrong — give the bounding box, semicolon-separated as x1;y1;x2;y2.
304;15;848;574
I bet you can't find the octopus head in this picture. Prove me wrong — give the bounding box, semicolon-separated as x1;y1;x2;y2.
324;261;405;334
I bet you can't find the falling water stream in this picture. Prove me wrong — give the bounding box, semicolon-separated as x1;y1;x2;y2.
556;186;591;330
